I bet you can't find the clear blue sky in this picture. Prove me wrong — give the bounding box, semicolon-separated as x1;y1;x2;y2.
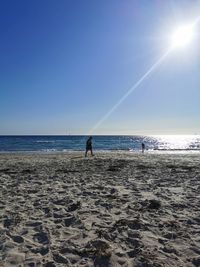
1;0;200;135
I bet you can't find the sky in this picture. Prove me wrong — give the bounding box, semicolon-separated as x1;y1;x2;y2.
1;0;200;135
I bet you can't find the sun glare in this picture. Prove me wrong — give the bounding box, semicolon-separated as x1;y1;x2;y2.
171;24;195;48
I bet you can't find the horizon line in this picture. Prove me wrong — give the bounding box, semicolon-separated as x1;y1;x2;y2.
0;133;199;136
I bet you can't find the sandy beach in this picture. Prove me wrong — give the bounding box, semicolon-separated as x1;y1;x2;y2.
0;152;200;267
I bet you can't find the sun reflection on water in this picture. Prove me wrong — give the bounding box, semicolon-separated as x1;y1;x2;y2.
151;135;199;150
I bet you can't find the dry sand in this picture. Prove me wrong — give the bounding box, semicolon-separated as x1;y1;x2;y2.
0;152;200;267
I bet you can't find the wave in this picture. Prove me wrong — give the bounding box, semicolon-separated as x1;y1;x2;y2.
35;140;72;143
36;140;56;143
41;148;58;152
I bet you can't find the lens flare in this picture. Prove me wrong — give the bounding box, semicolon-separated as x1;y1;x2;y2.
171;24;196;48
88;17;200;134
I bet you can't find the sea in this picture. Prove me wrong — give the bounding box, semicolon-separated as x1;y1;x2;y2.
0;135;200;153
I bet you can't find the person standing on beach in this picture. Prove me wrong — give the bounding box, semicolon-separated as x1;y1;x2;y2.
142;142;145;153
85;136;94;157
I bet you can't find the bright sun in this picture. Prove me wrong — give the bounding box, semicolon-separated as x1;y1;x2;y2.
171;24;195;48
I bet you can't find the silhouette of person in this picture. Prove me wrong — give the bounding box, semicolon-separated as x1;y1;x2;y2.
142;142;145;153
85;136;94;157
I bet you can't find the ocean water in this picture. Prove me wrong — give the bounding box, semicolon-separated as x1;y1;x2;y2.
0;135;200;153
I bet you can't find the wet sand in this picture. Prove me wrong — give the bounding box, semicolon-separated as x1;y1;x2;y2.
0;152;200;267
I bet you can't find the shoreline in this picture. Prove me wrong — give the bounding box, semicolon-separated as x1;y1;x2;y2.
0;148;200;155
0;152;200;266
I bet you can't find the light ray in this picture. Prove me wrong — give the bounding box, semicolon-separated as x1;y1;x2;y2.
89;48;172;134
88;16;200;135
